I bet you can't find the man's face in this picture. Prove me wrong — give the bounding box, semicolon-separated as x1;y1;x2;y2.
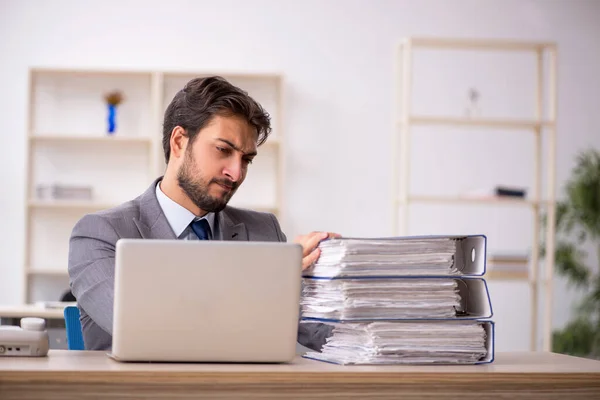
177;115;258;213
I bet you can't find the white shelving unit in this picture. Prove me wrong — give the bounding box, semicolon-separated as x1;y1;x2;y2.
392;38;557;352
23;68;284;304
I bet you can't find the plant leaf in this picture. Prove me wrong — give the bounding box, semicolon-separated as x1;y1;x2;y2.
552;318;595;357
566;150;600;239
554;241;590;288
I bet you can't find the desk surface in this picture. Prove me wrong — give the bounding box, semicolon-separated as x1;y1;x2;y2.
0;305;66;319
2;350;600;377
1;351;599;399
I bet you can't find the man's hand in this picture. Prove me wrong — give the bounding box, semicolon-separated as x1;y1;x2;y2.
294;231;342;270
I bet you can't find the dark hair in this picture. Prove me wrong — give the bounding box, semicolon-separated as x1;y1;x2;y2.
162;76;272;163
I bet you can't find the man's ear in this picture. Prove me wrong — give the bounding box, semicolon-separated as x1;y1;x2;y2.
170;126;188;160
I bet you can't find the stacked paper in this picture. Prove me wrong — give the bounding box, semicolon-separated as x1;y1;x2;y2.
303;321;488;365
301;278;462;320
304;237;472;278
301;235;494;365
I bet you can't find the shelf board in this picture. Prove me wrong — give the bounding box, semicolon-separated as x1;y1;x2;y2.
26;268;68;276
402;116;555;130
486;270;529;281
163;71;282;81
31;67;154;77
31;199;277;214
404;37;556;51
29;200;118;211
29;135;153;144
260;138;281;148
255;207;279;214
489;256;529;265
228;205;279;214
31;67;284;81
401;196;543;207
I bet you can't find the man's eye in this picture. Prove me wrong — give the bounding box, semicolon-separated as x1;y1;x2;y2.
244;158;254;165
216;146;229;154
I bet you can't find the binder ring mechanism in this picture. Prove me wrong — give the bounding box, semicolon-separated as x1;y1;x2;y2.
454;238;479;274
454;278;469;317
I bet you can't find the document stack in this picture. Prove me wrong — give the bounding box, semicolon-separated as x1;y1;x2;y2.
301;235;495;365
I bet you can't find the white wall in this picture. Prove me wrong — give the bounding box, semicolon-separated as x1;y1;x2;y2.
1;0;599;351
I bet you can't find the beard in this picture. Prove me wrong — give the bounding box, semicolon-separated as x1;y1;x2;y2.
176;151;239;213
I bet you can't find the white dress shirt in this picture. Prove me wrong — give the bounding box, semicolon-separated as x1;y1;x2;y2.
155;182;216;240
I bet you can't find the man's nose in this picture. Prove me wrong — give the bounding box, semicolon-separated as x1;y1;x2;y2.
223;158;243;182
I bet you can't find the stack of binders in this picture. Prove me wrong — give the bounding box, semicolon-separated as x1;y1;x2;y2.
301;235;495;365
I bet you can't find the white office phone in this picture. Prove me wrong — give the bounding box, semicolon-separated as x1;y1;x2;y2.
0;317;49;357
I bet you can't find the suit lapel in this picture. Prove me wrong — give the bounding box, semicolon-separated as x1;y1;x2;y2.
133;178;177;240
218;208;248;241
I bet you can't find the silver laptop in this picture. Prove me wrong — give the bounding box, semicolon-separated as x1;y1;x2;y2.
110;239;303;363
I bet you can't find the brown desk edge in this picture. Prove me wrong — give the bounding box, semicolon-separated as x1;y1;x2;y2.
1;350;600;382
1;351;599;399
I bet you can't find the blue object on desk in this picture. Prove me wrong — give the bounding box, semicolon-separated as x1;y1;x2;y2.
64;306;85;350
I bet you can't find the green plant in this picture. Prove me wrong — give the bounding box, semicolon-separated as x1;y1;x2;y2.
544;149;600;358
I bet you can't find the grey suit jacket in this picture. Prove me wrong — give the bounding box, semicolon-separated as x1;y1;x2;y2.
68;178;332;351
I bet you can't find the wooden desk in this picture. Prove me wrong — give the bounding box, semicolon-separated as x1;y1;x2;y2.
0;305;66;320
1;351;599;399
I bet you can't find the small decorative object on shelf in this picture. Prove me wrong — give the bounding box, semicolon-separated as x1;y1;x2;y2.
465;87;481;118
104;90;124;135
462;185;528;200
36;184;93;201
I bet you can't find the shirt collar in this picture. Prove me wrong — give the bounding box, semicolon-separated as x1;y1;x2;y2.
155;181;215;238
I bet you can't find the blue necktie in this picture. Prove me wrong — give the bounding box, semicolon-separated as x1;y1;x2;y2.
190;218;211;240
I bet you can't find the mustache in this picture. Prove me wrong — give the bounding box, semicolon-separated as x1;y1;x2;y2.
211;178;238;190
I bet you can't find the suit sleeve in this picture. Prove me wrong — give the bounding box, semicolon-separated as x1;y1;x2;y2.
268;213;287;242
68;214;119;335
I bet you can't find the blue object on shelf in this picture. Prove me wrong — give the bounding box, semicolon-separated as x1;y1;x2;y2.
64;306;85;350
107;104;117;134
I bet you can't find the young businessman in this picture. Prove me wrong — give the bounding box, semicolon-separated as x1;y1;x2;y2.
68;76;338;351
